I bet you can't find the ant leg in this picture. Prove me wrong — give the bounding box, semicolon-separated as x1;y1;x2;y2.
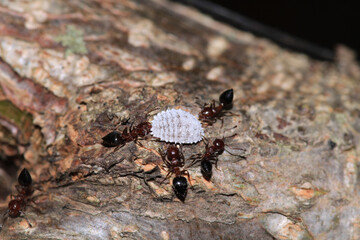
113;143;125;152
223;125;238;136
182;170;192;186
158;147;169;164
163;159;172;171
158;148;164;159
178;145;185;164
213;156;219;170
114;117;130;129
204;118;216;126
28;200;43;215
221;112;240;124
186;154;202;168
194;96;209;108
223;111;240;117
143;177;158;198
135;140;153;152
224;149;247;159
144;106;159;118
136;140;144;148
148;137;160;142
160;171;173;185
141;135;153;141
19;212;32;228
202;136;210;145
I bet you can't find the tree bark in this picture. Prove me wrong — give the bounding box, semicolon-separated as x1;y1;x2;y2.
0;0;360;239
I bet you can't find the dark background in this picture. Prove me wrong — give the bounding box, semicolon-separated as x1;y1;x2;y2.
172;0;359;61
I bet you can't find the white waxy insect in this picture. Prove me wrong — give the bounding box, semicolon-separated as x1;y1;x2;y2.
151;109;204;144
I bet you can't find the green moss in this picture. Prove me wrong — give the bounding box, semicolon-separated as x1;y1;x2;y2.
0;100;33;144
0;100;32;128
54;25;88;57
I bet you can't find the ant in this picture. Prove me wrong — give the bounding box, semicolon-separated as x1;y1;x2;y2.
1;168;34;231
159;145;191;202
102;115;153;151
190;135;246;181
189;138;225;181
198;89;234;125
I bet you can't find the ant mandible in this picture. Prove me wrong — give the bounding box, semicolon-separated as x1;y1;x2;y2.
198;89;234;125
159;145;191;202
1;168;34;231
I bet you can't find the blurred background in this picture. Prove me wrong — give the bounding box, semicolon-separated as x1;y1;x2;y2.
173;0;359;61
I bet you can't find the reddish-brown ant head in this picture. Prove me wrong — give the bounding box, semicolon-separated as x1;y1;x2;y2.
167;145;180;160
144;122;152;132
8;199;22;218
199;107;213;119
213;139;225;154
136;122;152;137
207;146;216;155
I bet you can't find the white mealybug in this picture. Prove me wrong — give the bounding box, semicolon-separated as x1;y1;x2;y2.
151;109;204;144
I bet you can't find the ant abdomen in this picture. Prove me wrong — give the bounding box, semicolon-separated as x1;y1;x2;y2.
102;131;123;147
219;89;233;107
201;160;212;181
172;176;188;202
18;168;32;187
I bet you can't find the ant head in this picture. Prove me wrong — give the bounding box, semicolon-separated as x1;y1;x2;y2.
8;199;21;218
199;107;212;118
138;122;152;130
213;139;225;154
167;145;180;160
135;122;152;136
172;176;188;202
18;168;32;187
219;89;233;107
144;122;152;131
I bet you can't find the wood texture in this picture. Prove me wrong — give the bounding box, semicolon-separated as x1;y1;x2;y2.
0;0;360;239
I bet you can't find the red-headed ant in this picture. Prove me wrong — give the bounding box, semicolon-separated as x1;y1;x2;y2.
1;168;34;231
101;107;158;150
198;89;234;125
101;108;155;151
189;138;224;181
158;145;191;202
102;121;152;150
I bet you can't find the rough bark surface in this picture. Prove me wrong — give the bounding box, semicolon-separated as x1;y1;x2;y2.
0;0;360;239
